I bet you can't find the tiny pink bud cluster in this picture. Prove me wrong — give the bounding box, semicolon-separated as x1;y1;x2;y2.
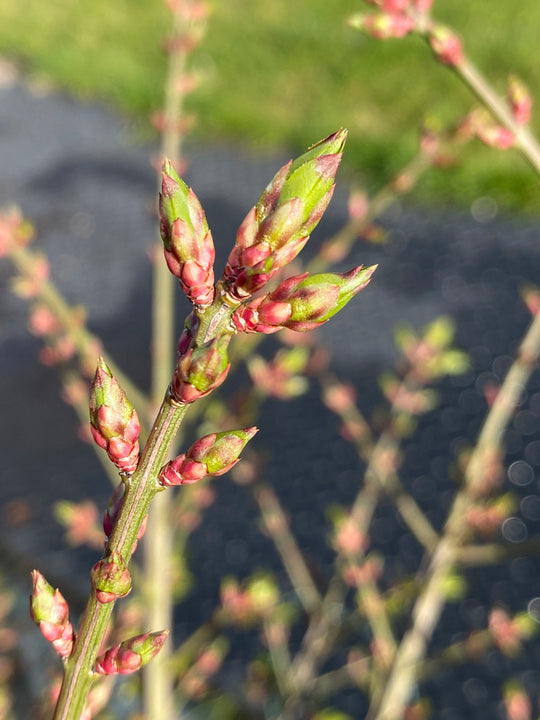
170;335;231;404
461;109;515;150
180;640;227;700
159;427;258;486
428;24;464;66
222;130;347;304
160;160;216;307
91;552;132;604
220;574;279;627
89;358;141;474
0;208;33;258
30;570;74;658
247;346;310;400
55;500;103;549
231;266;376;334
350;11;414;39
95;630;169;675
508;75;532;125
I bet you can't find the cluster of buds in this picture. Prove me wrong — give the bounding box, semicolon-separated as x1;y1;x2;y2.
91;552;132;604
460;107;515;150
158;427;258;486
179;639;228;700
10;250;49;300
95;630;169;675
247;346;311;400
89;358;141;474
488;608;536;658
394;316;469;383
220;574;280;628
159;160;215;307
231;266;375;334
170;334;231;404
465;493;514;537
30;570;74;658
54;499;104;549
221;129;347;304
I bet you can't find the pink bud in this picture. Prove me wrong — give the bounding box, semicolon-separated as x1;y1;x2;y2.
232;266;376;334
348;12;414;39
508;75;532;125
30;570;74;658
222;131;347;303
0;208;33;257
89;359;141;474
159;427;258;486
28;304;61;336
95;630;169;675
171;335;231;405
429;25;464;66
160;160;215;307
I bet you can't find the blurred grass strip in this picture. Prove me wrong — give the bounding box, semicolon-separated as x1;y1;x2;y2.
1;0;539;210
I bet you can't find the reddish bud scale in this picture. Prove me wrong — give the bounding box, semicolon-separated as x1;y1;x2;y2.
159;427;258;486
30;570;74;658
170;335;231;404
95;630;169;675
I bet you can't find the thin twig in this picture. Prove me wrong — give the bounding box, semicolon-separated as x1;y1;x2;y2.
369;309;540;720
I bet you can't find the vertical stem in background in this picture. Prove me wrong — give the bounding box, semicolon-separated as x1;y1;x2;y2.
369;310;540;720
144;5;192;719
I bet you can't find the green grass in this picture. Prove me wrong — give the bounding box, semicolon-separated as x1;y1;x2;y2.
1;0;540;211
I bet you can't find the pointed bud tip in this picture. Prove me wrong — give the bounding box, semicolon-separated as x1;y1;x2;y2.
311;128;348;153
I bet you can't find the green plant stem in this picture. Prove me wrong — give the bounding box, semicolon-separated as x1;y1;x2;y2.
457;57;540;176
53;394;189;720
255;483;322;614
458;537;540;566
369;308;540;720
416;20;540;177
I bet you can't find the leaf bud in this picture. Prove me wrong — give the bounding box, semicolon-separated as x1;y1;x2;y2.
91;552;132;604
170;335;231;404
89;358;141;474
159;427;258;486
95;630;169;675
160;159;215;307
222;130;347;303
